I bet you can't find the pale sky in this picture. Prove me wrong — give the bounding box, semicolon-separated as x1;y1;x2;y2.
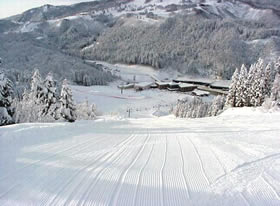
0;0;96;19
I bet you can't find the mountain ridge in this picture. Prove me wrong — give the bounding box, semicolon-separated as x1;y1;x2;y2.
0;0;280;85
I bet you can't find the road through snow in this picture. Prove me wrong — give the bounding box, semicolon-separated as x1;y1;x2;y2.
0;108;280;206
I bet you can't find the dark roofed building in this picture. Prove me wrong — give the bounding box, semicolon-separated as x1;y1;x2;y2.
168;82;180;89
178;83;197;92
174;77;213;86
156;81;169;89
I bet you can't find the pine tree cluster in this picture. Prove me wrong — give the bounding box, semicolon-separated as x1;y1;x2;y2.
13;69;77;123
173;95;226;119
226;58;280;108
0;61;98;126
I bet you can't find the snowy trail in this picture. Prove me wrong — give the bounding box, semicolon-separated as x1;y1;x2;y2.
0;108;280;205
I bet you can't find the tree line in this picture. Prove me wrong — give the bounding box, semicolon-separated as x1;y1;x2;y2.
226;58;280;109
173;95;226;118
0;66;96;126
84;13;280;79
173;57;280;119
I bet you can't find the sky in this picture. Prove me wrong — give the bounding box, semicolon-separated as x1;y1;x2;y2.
0;0;95;19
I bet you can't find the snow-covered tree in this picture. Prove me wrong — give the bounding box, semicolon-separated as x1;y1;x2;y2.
30;69;45;105
76;100;96;120
249;58;264;107
173;97;212;118
59;79;77;122
235;64;248;107
13;92;42;123
271;74;280;101
274;57;280;78
225;68;239;107
246;64;257;106
22;88;29;101
208;95;225;116
262;73;280;110
264;63;272;98
270;73;280;108
14;70;57;123
257;59;266;106
42;73;58;119
0;70;14;126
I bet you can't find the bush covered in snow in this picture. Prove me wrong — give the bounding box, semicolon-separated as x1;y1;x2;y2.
76;101;97;120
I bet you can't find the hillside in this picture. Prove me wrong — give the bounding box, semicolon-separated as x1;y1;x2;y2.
0;0;280;83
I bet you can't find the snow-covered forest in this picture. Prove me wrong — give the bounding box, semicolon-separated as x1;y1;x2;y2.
84;14;280;79
226;58;280;109
0;65;96;126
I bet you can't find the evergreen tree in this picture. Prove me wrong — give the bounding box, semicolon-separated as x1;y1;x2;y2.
173;97;212;118
22;88;29;101
246;64;256;106
264;63;272;98
225;68;239;107
251;58;264;106
59;79;77;122
14;70;57;123
270;73;280;108
14;88;41;123
236;64;248;107
30;69;45;105
42;73;58;119
0;70;14;126
258;59;267;106
209;95;225;116
274;57;280;77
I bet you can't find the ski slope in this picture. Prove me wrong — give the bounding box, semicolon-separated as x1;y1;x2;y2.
0;108;280;206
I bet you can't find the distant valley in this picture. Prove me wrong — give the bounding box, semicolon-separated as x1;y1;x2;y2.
0;0;280;88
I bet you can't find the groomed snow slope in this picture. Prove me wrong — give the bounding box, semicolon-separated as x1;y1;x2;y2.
0;108;280;205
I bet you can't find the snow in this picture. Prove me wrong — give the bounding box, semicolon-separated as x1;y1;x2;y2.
168;82;179;86
0;108;280;205
175;77;213;85
71;82;186;118
43;5;50;13
178;83;196;88
156;81;169;86
36;36;44;40
192;89;210;96
134;82;154;88
18;22;39;33
210;80;231;88
93;61;179;83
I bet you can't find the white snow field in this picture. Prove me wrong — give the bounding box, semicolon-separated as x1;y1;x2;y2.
0;107;280;206
70;83;192;118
